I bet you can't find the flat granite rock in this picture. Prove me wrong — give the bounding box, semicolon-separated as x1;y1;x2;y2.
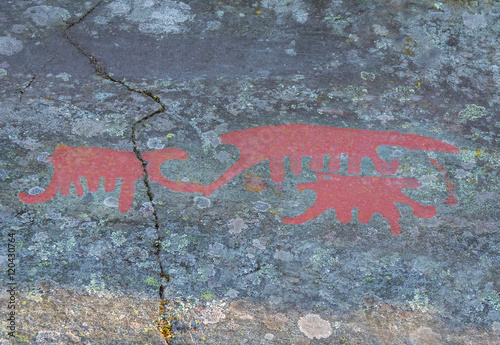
1;0;499;344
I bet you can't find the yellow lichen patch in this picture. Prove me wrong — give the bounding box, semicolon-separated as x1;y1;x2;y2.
157;300;175;344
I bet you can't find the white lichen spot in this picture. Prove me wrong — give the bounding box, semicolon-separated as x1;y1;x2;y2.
107;0;131;16
297;314;332;340
226;289;239;298
418;174;438;186
373;24;389;36
203;130;220;147
252;237;269;251
130;0;194;35
253;201;270;212
147;137;165;149
262;0;308;24
0;68;7;76
0;37;23;56
55;72;71;81
111;231;127;247
24;6;70;27
28;187;44;195
458;104;487;123
194;196;211;209
285;48;297;56
208;242;225;257
360;71;376;81
274;250;293;261
228;217;248;234
264;333;274;340
456;169;472;179
45;210;63;220
377;114;394;122
376;40;387;49
140;202;154;216
72;118;108;137
104;197;119;208
463;13;487;30
94;92;115;101
269;295;282;305
200;305;226;324
215;150;231;162
37;152;50;162
206;20;221;31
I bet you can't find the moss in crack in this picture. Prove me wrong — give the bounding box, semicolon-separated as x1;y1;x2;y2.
157;299;176;344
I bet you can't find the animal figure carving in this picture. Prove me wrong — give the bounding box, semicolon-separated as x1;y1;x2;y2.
146;124;459;196
282;173;437;235
18;145;186;213
142;148;206;194
18;124;459;231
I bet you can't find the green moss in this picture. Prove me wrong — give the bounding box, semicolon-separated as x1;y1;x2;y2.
145;277;161;287
200;289;215;301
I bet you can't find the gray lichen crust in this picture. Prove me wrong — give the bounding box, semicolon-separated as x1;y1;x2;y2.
0;0;499;344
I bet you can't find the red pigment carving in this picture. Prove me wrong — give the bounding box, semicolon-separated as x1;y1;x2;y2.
19;125;459;216
19;145;144;213
429;159;459;205
145;124;458;196
282;173;437;235
142;148;207;194
18;145;187;213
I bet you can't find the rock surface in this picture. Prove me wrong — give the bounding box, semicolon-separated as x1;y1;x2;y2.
1;0;499;344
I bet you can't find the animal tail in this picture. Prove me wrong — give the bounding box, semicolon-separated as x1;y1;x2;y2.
18;174;62;204
143;148;208;194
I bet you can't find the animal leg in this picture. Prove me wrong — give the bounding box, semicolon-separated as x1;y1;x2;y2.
357;207;375;224
87;176;101;192
269;156;286;183
335;206;353;224
309;155;324;171
289;154;302;175
104;178;116;193
380;207;403;235
118;178;137;213
328;153;340;173
346;153;362;175
396;195;437;219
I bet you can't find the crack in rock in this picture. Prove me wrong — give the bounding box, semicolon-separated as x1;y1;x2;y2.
62;1;176;343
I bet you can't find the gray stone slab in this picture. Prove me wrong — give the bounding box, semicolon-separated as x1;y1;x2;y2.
1;0;499;344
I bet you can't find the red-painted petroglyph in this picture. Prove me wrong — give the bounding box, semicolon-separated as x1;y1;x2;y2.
147;124;458;196
18;145;145;213
282;173;437;235
18;125;458;231
429;159;459;205
142;148;205;194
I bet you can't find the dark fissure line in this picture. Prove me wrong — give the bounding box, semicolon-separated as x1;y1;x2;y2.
62;1;172;341
17;55;56;103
